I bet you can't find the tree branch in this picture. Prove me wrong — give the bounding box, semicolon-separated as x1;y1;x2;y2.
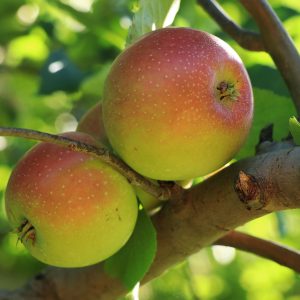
239;0;300;114
197;0;300;114
1;145;300;299
0;127;172;201
197;0;265;51
216;231;300;273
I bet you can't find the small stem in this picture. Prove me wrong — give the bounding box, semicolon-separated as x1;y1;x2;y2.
18;220;35;244
0;127;172;201
197;0;264;51
239;0;300;115
216;231;300;273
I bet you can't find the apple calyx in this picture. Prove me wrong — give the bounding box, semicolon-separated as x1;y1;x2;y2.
17;219;36;245
216;80;239;102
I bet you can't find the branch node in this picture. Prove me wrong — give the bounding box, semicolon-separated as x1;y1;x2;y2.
259;124;274;144
158;181;185;202
234;171;265;210
256;124;274;154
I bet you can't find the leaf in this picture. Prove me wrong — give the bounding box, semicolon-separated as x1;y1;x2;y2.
289;116;300;145
237;88;296;158
247;65;289;97
104;207;157;290
127;0;181;45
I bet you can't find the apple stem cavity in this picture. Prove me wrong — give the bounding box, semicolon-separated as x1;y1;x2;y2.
217;81;238;102
17;219;36;245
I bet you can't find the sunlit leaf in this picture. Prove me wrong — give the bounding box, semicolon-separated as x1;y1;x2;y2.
6;29;49;66
127;0;181;45
0;166;11;191
289;116;300;145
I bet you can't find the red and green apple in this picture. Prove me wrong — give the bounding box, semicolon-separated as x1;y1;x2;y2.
102;27;253;180
5;132;138;267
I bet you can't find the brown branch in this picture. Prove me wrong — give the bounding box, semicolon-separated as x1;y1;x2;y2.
0;127;172;201
1;145;300;299
198;0;300;114
197;0;265;51
216;231;300;273
239;0;300;114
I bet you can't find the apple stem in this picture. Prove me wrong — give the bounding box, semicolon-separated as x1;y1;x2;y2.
17;219;36;245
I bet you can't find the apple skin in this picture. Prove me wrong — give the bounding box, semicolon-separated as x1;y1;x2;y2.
77;103;110;147
102;27;253;180
77;103;160;210
5;132;138;268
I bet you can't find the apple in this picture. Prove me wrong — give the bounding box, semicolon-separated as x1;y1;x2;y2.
102;27;253;180
77;103;110;147
77;103;160;210
5;132;138;268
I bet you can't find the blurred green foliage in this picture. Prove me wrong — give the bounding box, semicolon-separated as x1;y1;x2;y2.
0;0;300;299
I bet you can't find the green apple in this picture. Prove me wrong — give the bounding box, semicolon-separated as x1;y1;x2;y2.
5;132;138;268
102;27;253;180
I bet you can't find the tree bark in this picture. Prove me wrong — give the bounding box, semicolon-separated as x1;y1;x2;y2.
1;146;300;300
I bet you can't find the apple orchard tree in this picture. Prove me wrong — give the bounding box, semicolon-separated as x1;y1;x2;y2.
1;0;300;299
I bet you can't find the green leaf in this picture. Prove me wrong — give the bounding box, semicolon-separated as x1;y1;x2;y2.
237;88;296;158
247;65;289;97
104;207;157;290
289;116;300;145
127;0;181;45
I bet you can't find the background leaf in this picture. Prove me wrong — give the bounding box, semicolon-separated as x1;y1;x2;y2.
237;88;296;158
104;208;157;290
247;65;289;97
